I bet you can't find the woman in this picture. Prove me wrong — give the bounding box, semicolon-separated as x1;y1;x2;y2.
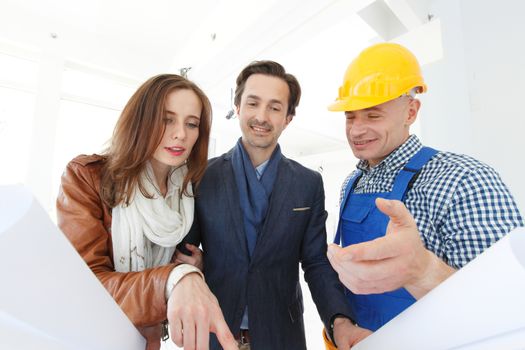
57;74;210;349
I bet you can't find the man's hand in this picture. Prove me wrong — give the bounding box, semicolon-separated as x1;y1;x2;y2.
175;244;204;271
327;198;454;299
167;273;237;350
332;317;372;349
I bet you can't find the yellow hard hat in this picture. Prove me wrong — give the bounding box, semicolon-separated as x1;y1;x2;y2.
328;42;427;112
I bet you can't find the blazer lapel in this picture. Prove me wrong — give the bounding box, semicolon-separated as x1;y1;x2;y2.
221;151;250;256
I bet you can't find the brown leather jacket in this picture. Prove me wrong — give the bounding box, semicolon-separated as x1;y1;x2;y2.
56;154;180;330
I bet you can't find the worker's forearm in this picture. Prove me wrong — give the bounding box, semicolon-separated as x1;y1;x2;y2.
406;250;456;299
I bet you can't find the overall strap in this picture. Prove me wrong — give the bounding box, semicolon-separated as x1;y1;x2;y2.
334;170;362;244
389;147;438;201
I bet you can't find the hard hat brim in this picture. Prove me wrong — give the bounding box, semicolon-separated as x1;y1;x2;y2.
327;96;393;112
328;83;427;112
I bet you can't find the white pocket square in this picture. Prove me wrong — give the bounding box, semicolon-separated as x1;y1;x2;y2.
292;207;311;211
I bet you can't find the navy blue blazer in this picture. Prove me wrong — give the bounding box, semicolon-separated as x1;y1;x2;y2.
185;148;351;350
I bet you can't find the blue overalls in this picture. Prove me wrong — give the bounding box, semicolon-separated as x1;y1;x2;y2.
334;147;437;331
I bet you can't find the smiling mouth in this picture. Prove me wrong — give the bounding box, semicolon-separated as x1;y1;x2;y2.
352;139;377;147
251;125;271;133
165;146;185;155
353;139;375;145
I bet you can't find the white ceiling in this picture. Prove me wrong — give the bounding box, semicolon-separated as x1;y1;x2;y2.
0;0;432;158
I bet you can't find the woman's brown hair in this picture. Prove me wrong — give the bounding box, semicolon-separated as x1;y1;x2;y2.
101;74;212;207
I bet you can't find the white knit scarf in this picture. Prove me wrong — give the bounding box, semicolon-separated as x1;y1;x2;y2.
111;162;194;272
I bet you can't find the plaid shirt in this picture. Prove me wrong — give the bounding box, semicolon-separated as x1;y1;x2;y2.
339;135;524;268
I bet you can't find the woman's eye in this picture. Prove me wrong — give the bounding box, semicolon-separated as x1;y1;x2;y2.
163;117;173;124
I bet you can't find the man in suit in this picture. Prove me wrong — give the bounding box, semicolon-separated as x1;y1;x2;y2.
181;61;370;349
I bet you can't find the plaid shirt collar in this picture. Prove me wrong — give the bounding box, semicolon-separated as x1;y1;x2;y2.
356;135;423;174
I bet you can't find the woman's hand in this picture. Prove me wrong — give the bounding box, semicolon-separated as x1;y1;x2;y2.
174;243;204;271
138;324;162;350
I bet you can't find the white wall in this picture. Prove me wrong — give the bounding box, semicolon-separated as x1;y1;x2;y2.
422;0;525;213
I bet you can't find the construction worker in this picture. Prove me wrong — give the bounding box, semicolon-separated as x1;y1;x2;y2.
324;42;523;347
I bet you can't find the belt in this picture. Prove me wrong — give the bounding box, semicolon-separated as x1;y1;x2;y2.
235;329;251;345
